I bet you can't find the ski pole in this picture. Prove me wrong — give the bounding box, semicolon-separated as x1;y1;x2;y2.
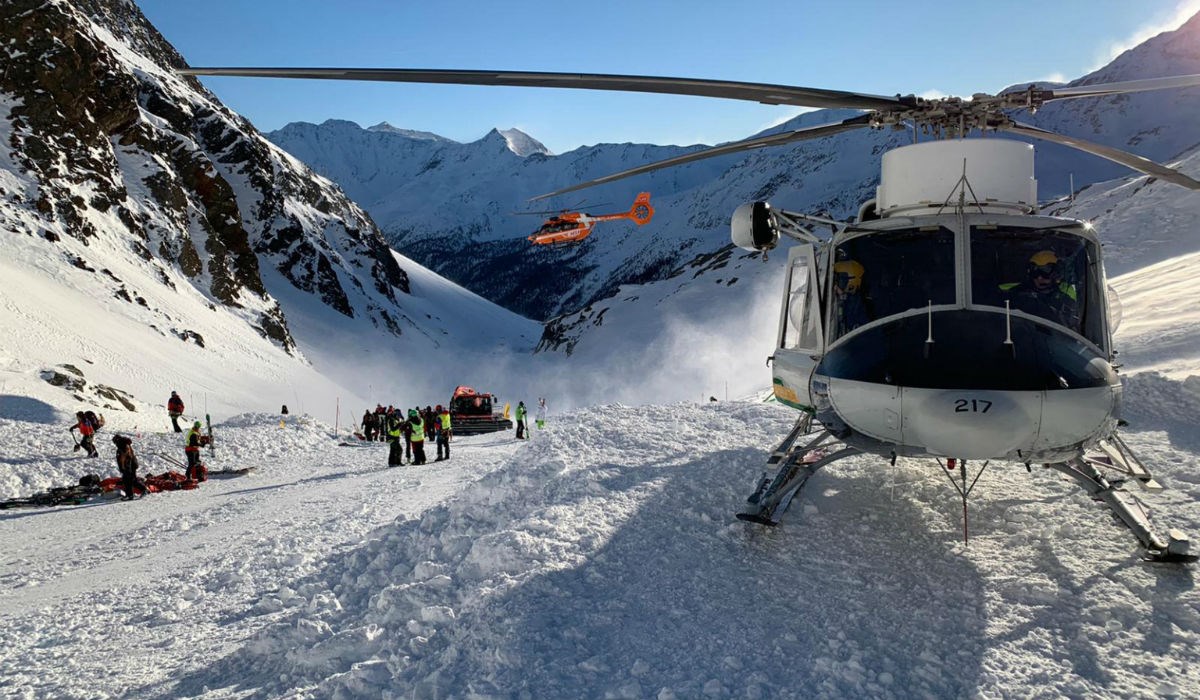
155;452;188;470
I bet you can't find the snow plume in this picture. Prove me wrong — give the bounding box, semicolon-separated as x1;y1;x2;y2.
1090;1;1200;71
517;249;786;410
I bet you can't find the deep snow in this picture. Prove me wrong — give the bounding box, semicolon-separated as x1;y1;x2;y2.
2;376;1199;699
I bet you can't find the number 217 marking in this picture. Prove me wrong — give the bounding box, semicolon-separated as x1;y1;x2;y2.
954;399;992;413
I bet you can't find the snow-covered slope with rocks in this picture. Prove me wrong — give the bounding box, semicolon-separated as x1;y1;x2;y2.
0;0;539;422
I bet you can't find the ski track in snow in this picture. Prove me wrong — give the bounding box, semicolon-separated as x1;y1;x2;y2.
2;402;1198;699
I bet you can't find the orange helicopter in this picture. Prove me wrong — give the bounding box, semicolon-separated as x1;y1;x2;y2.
526;192;653;245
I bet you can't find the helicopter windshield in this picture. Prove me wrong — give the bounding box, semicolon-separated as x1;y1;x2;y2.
831;227;956;340
970;226;1104;345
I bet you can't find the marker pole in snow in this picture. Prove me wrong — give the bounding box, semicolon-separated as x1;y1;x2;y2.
335;397;340;437
206;413;214;457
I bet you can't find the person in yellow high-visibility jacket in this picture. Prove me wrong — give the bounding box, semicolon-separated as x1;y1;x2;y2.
408;409;427;465
385;410;404;467
515;401;528;440
436;405;452;461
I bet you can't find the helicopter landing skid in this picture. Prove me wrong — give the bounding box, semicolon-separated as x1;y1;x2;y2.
737;417;860;526
1046;454;1196;563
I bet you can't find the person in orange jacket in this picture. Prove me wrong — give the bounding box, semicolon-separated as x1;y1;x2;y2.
69;411;99;458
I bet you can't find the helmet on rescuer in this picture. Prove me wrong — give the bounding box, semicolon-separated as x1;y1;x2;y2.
833;260;864;294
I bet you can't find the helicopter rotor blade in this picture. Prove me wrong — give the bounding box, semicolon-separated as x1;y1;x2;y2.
511;199;601;215
1004;121;1200;190
177;67;908;111
1040;73;1200;101
530;113;874;201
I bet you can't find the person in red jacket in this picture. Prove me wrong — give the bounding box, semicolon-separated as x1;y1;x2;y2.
167;391;185;433
69;411;99;458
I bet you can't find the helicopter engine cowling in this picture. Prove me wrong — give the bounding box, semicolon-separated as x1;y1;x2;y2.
731;201;779;252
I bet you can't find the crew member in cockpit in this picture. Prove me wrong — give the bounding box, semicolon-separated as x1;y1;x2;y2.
833;258;871;335
999;250;1079;329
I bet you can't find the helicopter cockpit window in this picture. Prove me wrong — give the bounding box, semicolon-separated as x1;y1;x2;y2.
831;227;956;340
970;226;1104;345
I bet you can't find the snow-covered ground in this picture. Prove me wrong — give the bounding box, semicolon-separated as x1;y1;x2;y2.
2;380;1199;699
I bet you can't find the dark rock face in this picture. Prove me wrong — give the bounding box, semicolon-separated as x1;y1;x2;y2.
0;0;416;355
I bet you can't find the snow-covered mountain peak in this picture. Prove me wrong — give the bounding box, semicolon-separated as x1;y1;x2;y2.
487;127;550;156
367;121;453;142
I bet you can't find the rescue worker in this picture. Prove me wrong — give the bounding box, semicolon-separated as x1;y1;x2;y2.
184;420;205;481
515;401;528;440
167;391;185;433
403;409;414;462
361;410;375;441
386;409;404;467
833;258;871;335
436;405;452;461
376;405;389;441
408;409;427;465
113;434;142;500
1000;250;1080;330
536;398;547;430
69;411;99;458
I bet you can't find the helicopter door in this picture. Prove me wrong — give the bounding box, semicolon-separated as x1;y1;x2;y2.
772;244;824;411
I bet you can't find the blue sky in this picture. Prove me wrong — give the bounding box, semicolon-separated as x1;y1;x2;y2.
136;0;1200;154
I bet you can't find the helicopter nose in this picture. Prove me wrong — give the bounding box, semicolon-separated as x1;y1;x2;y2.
819;310;1115;392
817;310;1120;459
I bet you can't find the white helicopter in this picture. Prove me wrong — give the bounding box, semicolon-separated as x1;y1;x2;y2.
178;65;1200;562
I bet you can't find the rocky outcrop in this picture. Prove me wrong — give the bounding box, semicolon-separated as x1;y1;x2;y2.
0;0;416;354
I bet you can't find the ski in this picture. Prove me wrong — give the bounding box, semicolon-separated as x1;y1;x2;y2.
206;413;215;456
207;467;255;478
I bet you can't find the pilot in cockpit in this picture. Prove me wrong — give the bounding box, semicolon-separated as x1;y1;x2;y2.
999;250;1080;330
833;258;872;335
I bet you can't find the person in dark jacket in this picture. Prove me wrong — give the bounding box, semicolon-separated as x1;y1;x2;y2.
113;434;142;500
361;410;375;441
167;391;185;433
402;412;414;463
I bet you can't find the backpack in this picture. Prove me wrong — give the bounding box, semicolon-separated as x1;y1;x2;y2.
84;410;104;431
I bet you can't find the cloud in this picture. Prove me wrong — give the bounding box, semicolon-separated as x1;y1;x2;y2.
1090;0;1200;70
